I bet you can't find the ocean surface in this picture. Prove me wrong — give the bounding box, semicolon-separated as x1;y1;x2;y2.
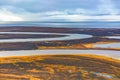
0;21;120;28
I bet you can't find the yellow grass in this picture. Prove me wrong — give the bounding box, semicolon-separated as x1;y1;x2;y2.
0;54;120;80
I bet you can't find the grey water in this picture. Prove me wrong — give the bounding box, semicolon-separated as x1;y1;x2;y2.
0;32;92;42
106;36;120;39
0;21;119;59
0;50;120;60
0;21;120;28
93;43;120;48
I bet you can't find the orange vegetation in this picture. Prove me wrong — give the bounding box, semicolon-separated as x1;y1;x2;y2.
0;54;120;80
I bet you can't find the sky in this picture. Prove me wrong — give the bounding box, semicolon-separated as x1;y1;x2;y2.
0;0;120;21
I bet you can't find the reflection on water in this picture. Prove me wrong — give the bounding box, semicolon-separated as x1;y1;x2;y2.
0;32;92;42
0;50;120;60
105;36;120;39
93;43;120;49
93;72;113;79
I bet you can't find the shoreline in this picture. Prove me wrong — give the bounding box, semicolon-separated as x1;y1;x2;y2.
0;27;119;50
0;27;119;59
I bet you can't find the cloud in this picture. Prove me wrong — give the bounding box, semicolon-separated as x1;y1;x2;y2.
0;0;59;12
44;13;120;22
0;0;120;22
0;8;23;21
22;7;120;21
1;7;120;22
99;0;119;15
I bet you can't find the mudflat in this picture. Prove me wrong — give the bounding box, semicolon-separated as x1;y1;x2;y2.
0;27;119;50
0;27;119;80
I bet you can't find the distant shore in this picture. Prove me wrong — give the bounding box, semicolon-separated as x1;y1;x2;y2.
0;27;119;50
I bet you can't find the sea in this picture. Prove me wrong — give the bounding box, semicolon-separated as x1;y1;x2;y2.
0;21;120;28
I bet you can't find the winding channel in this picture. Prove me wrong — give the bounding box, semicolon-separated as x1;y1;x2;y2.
0;32;119;60
0;32;92;42
0;50;120;60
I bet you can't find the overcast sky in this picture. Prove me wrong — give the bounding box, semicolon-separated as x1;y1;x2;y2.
0;0;120;21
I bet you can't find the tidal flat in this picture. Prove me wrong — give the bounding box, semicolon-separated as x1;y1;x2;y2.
0;27;119;80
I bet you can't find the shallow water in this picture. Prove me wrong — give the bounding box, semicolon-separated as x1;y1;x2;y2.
0;50;120;60
0;32;92;42
106;36;120;39
93;43;120;48
0;26;119;60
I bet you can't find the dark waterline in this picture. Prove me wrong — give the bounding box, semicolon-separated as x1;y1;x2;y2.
0;21;120;28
